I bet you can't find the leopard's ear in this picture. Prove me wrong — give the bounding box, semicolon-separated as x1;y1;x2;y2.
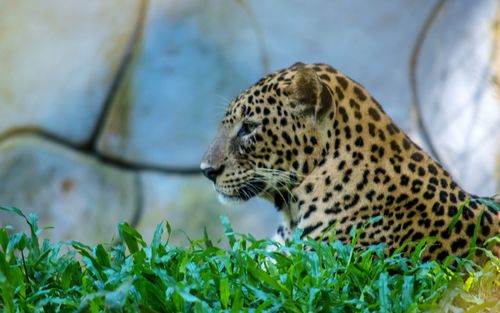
285;67;332;121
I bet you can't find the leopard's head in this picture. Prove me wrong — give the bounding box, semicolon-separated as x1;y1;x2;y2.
200;63;336;203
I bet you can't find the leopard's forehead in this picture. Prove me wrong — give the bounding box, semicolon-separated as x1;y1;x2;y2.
218;62;344;135
221;72;281;126
221;65;316;126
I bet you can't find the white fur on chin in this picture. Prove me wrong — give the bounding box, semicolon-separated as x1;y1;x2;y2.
217;193;244;206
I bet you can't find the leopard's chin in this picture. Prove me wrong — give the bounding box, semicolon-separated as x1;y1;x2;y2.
217;192;245;206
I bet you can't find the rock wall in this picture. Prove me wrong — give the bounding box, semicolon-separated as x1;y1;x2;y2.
0;0;498;245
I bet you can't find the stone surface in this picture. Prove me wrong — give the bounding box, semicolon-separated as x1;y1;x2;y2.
417;0;499;194
137;173;279;246
97;0;266;167
0;136;139;245
98;0;437;168
0;0;140;143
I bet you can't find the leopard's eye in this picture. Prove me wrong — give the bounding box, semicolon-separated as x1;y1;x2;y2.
237;121;259;138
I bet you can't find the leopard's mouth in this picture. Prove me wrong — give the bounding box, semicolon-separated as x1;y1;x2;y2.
215;180;266;204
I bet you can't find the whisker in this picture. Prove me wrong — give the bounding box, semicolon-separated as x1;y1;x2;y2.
248;176;295;205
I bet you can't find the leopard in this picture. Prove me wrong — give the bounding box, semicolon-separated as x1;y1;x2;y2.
200;62;499;262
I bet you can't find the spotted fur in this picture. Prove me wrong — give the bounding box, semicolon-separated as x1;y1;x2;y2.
201;62;499;261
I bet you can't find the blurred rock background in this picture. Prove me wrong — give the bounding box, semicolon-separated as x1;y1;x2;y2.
0;0;499;245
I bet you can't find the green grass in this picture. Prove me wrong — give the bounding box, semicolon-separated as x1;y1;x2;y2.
0;206;498;312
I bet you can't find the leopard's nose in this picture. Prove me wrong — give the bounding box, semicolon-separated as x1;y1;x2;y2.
200;163;225;183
